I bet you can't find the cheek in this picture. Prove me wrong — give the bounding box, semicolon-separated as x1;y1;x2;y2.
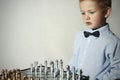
91;15;101;22
83;18;86;22
81;16;86;22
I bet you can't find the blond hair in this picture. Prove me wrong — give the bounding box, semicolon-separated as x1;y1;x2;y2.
79;0;112;9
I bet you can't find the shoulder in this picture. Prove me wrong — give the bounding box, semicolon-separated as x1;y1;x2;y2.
104;30;120;48
106;24;120;44
108;31;120;43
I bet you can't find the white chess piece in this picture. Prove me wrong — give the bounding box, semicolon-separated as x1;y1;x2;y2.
72;66;76;80
60;68;64;78
44;60;48;75
50;61;54;76
54;60;60;78
66;65;70;80
30;63;33;75
34;61;38;76
39;64;43;77
78;69;82;80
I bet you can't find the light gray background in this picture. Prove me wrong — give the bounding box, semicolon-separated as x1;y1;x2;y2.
0;0;120;70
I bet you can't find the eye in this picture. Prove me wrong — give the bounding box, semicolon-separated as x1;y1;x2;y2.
89;11;95;14
81;12;85;15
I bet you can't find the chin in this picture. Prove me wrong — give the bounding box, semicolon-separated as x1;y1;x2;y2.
87;25;98;30
87;26;95;29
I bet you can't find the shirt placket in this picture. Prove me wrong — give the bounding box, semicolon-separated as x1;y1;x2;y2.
79;36;93;69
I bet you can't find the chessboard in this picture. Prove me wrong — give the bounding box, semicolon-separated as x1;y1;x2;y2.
0;59;89;80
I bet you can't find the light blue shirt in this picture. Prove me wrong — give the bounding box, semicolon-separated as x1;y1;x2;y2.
69;24;120;80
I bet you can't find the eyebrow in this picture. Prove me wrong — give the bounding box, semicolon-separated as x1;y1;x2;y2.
80;9;96;12
80;10;84;12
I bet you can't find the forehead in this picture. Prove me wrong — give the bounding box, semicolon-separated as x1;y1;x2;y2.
80;0;101;11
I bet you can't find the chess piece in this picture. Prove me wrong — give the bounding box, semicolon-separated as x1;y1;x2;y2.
54;60;60;78
7;70;12;80
49;61;54;76
16;69;21;80
77;69;82;80
44;60;48;75
30;76;34;80
5;69;8;80
66;65;70;80
23;75;28;80
60;68;64;79
8;70;13;80
30;63;34;75
34;61;38;76
78;69;90;80
12;69;16;80
59;59;63;69
54;68;59;78
72;66;76;80
1;69;5;80
8;77;11;80
59;59;64;79
82;75;90;80
39;64;43;77
55;60;58;69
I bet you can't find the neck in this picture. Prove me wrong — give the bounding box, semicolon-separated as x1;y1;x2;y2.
92;23;107;30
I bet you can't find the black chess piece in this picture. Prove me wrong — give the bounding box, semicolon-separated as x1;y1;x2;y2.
81;75;89;80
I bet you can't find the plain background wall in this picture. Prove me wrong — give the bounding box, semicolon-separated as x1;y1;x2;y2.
0;0;120;70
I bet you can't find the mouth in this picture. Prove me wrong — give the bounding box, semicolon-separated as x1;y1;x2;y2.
86;22;92;26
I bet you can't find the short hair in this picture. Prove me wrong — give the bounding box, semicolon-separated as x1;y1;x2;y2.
79;0;112;9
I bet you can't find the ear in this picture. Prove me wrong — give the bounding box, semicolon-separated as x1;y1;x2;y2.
105;7;112;18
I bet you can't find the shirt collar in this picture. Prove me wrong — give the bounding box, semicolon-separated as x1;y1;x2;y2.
84;23;110;33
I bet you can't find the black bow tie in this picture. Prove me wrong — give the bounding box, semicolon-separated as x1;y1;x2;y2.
84;31;100;38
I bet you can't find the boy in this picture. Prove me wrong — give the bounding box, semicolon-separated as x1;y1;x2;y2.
69;0;120;80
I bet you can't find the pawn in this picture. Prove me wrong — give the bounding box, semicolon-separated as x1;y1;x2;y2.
30;63;34;75
5;69;8;80
49;61;54;75
59;59;63;69
39;64;43;76
12;69;16;80
1;69;5;80
34;61;38;76
7;70;12;80
16;69;21;80
60;68;64;79
66;65;70;80
44;60;48;75
9;70;13;80
55;60;58;69
54;60;60;78
23;75;28;80
78;69;82;80
72;66;76;80
30;76;34;80
7;77;11;80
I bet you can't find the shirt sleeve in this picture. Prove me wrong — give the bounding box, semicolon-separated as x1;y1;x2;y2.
96;39;120;80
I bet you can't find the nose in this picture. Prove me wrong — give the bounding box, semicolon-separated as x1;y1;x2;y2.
85;14;90;20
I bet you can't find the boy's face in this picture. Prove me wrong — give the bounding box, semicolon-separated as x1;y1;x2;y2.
80;0;107;29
